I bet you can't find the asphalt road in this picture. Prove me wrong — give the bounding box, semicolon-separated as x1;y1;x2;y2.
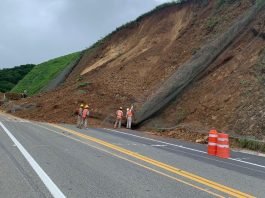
0;112;265;198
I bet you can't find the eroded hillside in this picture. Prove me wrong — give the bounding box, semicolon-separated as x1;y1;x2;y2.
150;11;265;138
9;0;265;138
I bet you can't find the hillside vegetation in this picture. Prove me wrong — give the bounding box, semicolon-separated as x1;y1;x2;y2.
12;52;81;95
0;64;35;93
8;0;265;140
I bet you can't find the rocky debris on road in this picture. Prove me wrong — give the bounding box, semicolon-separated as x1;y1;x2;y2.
195;136;208;144
5;0;265;142
5;103;37;113
150;124;209;144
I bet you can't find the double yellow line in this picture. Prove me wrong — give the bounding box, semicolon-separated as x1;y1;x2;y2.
50;124;254;198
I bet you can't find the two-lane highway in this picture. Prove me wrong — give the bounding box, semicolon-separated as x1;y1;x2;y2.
0;112;265;197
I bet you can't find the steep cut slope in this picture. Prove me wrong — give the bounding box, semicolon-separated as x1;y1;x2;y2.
149;8;265;138
10;0;265;139
135;0;265;125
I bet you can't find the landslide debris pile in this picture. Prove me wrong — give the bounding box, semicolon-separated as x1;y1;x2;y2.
148;0;265;138
135;0;265;125
9;0;265;139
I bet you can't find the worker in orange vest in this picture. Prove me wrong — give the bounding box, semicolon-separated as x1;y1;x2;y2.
77;104;84;128
82;105;90;129
114;107;123;128
126;105;133;129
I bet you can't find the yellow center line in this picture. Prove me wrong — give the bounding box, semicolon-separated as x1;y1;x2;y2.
35;123;223;198
51;124;255;198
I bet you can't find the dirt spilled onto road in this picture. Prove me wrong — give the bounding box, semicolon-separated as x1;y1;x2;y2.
5;0;265;140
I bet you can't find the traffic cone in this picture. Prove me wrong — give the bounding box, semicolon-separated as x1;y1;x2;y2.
216;133;230;158
208;129;218;155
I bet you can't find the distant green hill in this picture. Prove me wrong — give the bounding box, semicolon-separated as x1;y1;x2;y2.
12;52;81;95
0;64;35;93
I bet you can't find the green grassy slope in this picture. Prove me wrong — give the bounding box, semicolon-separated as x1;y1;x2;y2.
12;52;81;95
0;64;35;93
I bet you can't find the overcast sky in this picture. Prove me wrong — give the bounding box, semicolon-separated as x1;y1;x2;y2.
0;0;170;69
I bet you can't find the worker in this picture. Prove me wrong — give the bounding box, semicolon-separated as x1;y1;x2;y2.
114;107;123;128
77;104;84;128
82;105;90;129
126;105;133;129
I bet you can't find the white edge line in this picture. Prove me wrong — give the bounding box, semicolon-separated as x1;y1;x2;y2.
103;128;265;169
229;158;265;168
103;128;207;153
0;122;66;198
32;123;228;198
29;123;265;174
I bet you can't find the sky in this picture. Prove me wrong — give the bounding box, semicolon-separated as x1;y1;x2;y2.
0;0;170;69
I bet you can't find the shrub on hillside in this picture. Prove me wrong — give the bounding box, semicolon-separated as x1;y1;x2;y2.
206;17;219;31
77;82;90;88
237;138;265;152
0;64;35;92
216;0;241;9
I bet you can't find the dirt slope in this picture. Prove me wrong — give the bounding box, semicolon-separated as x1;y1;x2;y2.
149;9;265;138
9;0;265;139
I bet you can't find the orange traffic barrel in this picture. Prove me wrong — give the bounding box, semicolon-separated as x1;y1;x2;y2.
208;129;218;155
216;133;230;158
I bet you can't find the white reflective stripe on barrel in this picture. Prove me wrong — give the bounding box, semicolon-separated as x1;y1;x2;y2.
218;138;229;141
208;142;217;146
217;144;229;148
209;134;218;138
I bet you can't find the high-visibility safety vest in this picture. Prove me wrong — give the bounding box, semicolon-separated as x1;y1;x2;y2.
116;110;123;119
127;110;133;117
82;109;89;118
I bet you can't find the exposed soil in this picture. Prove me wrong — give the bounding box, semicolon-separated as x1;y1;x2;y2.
149;9;265;139
6;0;265;140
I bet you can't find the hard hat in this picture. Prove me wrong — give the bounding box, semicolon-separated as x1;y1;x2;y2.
120;107;123;110
80;104;84;107
85;105;89;109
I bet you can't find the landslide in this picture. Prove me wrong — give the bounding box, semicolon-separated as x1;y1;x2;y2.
135;0;265;125
9;0;265;138
147;2;265;139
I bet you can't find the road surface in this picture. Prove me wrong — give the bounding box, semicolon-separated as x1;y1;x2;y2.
0;112;265;198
